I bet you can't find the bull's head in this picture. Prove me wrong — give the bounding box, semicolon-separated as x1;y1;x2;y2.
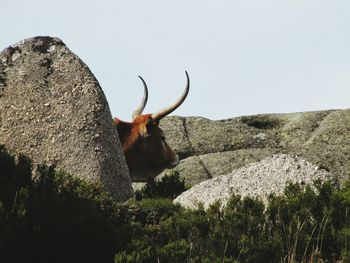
114;71;190;182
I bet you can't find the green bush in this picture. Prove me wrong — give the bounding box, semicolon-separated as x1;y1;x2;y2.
116;180;350;262
0;146;128;263
0;145;349;262
135;171;187;200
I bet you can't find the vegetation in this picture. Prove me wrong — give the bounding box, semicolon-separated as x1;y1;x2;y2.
0;145;128;263
135;171;187;200
0;145;349;262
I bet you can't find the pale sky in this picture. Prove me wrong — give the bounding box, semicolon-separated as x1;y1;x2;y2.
2;0;350;120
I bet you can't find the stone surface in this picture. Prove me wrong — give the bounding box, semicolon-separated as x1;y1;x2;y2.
0;36;133;201
174;154;336;210
160;110;350;188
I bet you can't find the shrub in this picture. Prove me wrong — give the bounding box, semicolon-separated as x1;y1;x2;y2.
1;145;349;262
135;171;187;200
116;179;350;262
0;146;128;263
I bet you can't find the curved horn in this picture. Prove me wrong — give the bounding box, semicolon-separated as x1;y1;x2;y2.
152;71;190;121
132;75;149;120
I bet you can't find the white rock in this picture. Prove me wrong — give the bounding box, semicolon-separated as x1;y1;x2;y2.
174;154;335;210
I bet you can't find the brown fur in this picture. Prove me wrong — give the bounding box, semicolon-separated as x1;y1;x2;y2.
114;114;179;182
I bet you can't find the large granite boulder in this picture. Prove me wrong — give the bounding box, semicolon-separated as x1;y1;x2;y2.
0;37;133;201
174;154;336;210
160;109;350;187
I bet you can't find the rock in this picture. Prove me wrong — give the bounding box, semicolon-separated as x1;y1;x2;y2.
174;154;336;210
160;110;350;187
285;110;350;183
159;148;280;186
0;36;133;201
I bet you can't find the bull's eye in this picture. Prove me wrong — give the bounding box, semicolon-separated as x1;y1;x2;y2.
146;119;154;135
161;135;166;141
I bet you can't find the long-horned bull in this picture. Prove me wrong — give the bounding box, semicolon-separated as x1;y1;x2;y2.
113;71;190;182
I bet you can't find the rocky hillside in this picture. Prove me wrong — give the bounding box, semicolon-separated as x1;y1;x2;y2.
160;109;350;187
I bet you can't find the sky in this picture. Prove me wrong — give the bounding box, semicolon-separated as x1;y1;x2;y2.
1;0;350;121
